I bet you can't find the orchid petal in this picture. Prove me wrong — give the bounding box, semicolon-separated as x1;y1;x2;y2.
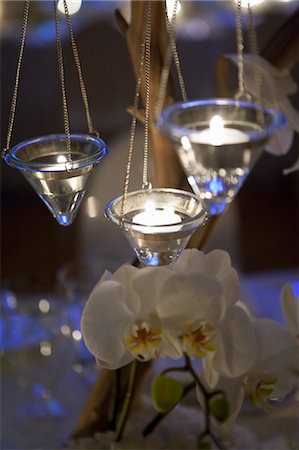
202;353;219;388
213;305;257;378
171;248;208;275
160;329;183;360
99;269;112;282
281;284;299;336
112;265;141;314
132;266;172;316
265;127;295;156
158;273;223;330
81;280;134;367
277;96;299;132
254;318;297;368
206;249;232;278
283;157;299;175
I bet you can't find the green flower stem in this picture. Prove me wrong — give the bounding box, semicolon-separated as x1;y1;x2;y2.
143;381;196;436
184;354;226;450
115;360;137;443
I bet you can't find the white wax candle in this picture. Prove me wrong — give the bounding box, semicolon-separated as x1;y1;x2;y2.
132;201;182;233
197;115;249;145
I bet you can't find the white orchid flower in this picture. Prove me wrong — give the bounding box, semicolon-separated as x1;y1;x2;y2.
281;283;299;339
158;260;255;382
171;248;240;307
159;249;254;381
203;316;299;427
81;264;181;369
244;318;299;409
226;54;299;174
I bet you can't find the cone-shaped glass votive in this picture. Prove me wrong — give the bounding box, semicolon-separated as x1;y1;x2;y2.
105;188;207;266
158;99;286;215
5;134;108;226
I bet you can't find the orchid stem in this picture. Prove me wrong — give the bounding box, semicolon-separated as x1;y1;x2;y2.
115;360;137;443
143;381;196;436
184;354;226;450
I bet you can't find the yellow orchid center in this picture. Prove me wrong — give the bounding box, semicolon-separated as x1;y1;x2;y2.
125;321;162;361
183;322;216;358
249;375;277;411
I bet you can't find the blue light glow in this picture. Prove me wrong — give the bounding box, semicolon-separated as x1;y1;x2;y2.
206;177;225;195
209;200;227;215
290;281;299;297
147;255;159;266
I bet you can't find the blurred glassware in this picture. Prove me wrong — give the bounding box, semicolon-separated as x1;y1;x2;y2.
0;287;74;423
56;256;123;385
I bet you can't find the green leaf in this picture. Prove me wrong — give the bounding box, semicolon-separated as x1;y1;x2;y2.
209;393;230;423
151;375;184;413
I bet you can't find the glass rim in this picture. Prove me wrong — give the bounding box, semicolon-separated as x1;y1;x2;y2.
157;98;287;145
104;188;208;231
4;133;108;172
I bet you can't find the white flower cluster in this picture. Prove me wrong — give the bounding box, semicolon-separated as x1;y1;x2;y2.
81;249;299;425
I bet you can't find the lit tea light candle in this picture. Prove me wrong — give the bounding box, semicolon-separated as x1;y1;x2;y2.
132;201;182;233
197;115;249;145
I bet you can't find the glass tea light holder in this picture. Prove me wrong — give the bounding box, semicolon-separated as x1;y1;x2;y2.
5;134;108;226
105;188;207;266
158;99;287;215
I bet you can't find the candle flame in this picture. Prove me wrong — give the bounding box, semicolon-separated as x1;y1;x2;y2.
209;115;224;134
57;155;67;163
145;201;156;214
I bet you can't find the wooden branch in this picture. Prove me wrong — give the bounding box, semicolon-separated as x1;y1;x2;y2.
261;6;299;70
72;369;114;439
125;1;184;188
72;362;152;439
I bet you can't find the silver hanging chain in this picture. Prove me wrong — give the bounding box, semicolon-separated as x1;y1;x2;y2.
235;0;251;101
247;0;262;102
54;0;72;165
247;0;265;124
142;0;152;189
2;0;30;158
62;0;98;137
166;0;188;102
155;0;187;119
120;1;151;222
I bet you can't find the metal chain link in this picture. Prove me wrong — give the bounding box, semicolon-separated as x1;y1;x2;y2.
235;0;251;101
247;0;265;124
62;0;98;136
165;0;188;102
155;0;187;120
247;1;262;101
54;0;72;165
120;1;151;222
2;0;30;158
142;0;152;189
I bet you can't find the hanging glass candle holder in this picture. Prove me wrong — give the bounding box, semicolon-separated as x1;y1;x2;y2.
104;2;207;267
158;99;286;215
105;188;207;266
5;134;108;226
2;0;108;226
